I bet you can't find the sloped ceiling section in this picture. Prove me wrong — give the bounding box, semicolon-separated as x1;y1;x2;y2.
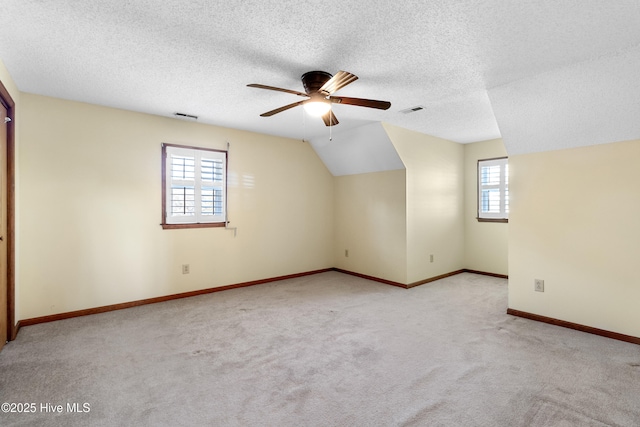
309;122;404;176
489;46;640;156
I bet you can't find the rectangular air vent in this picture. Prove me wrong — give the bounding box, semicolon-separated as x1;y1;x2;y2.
174;112;199;121
400;105;425;114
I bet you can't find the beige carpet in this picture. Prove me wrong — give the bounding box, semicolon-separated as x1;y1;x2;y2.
0;272;639;426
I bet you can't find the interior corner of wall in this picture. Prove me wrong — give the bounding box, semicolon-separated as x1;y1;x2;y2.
379;122;406;168
0;59;20;104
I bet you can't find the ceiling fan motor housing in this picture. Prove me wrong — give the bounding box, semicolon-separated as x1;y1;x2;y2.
301;71;333;93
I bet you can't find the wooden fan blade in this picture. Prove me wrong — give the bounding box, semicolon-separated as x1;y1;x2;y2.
247;84;309;98
318;71;358;95
322;110;339;126
330;96;391;110
260;100;305;117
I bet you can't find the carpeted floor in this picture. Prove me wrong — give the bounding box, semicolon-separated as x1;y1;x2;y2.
0;271;639;426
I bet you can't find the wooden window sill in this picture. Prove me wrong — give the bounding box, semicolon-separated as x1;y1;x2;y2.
161;222;226;230
476;218;508;223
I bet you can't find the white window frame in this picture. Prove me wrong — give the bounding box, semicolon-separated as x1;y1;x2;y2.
162;143;227;229
477;157;508;222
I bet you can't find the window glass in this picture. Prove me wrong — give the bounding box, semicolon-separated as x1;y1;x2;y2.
162;144;227;229
478;157;508;221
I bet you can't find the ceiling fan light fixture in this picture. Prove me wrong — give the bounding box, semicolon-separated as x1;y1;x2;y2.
303;100;331;117
248;70;390;127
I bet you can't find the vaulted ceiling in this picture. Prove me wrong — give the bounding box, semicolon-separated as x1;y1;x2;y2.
2;1;640;155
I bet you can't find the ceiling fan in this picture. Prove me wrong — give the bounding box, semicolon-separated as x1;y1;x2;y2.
247;71;391;126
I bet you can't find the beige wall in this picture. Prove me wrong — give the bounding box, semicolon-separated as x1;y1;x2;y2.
509;139;640;337
333;170;407;284
332;123;467;286
464;139;508;275
7;54;640;341
384;124;465;283
18;94;334;319
333;127;506;284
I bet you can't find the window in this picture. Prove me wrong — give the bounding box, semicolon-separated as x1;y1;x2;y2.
477;157;508;222
161;143;227;229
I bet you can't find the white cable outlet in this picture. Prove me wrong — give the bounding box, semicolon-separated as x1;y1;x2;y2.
534;279;544;292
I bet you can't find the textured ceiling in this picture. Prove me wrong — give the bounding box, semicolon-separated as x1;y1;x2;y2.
1;1;640;152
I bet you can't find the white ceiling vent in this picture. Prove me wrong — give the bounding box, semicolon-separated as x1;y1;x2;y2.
400;105;425;114
173;112;198;121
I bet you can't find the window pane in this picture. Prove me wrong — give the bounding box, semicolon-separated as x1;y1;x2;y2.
505;188;509;213
201;187;213;215
201;187;223;216
163;144;227;227
202;158;224;182
481;165;501;185
478;157;508;220
171;156;195;180
481;189;501;213
213;189;223;215
171;186;195;215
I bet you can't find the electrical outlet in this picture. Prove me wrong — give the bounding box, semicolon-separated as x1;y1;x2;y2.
430;254;434;263
182;264;190;274
345;249;349;258
534;279;544;292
